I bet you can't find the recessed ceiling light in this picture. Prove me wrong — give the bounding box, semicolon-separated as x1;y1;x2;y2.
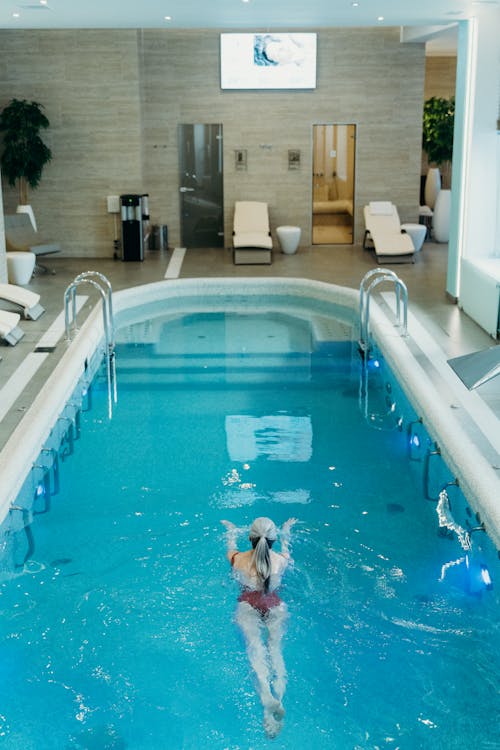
12;11;20;17
40;0;48;5
351;2;359;6
164;15;172;21
377;15;384;22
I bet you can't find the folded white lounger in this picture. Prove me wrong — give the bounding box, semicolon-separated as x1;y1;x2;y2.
233;201;273;265
363;202;415;263
0;309;24;346
0;283;45;320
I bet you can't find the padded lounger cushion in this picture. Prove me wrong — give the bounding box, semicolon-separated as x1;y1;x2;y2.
233;201;273;249
0;283;45;320
364;203;414;257
233;231;273;249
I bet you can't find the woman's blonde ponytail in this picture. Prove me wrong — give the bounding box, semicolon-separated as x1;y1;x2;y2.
248;517;278;592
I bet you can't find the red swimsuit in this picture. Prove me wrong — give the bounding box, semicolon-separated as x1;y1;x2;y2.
231;551;282;615
237;589;282;615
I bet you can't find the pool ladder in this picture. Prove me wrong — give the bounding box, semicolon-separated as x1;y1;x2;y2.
359;268;408;355
64;271;117;419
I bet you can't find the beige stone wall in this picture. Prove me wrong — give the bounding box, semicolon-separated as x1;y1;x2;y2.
0;30;142;258
0;28;425;256
422;56;457;183
424;56;457;100
141;28;425;247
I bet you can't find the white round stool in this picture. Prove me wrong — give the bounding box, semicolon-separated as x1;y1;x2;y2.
276;225;301;255
401;223;427;253
6;252;36;285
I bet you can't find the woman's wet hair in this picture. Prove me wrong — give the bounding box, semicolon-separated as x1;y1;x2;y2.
249;517;277;592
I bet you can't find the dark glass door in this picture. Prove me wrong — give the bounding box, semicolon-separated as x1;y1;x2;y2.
178;123;224;248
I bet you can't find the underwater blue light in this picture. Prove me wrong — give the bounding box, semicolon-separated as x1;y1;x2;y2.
35;483;45;497
464;555;494;594
481;565;493;590
410;434;420;448
372;359;380;368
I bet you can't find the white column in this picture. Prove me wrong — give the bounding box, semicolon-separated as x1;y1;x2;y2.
447;6;500;298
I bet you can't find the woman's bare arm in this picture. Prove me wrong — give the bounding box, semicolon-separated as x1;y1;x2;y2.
221;519;244;562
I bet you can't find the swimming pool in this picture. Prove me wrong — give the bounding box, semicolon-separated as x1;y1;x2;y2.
0;278;499;749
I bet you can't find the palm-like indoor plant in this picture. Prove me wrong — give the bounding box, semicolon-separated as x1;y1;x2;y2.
0;98;52;229
422;95;455;206
422;96;455;241
422;96;455;168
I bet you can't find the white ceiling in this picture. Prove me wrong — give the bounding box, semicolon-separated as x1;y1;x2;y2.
0;0;490;33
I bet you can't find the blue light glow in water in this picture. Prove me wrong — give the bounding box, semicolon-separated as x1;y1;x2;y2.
0;310;499;750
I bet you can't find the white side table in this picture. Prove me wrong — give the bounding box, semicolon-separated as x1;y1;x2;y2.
401;223;427;252
276;226;301;255
6;252;36;285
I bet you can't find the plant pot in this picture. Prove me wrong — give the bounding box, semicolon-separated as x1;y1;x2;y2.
16;204;37;231
424;168;441;210
433;189;451;243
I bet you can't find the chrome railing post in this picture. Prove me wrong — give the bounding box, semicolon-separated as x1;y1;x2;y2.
359;268;409;353
63;272;117;419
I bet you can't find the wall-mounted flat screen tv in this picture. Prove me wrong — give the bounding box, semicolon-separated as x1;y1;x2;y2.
220;33;317;90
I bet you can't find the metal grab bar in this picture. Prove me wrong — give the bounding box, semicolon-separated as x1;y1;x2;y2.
9;506;35;567
63;271;117;419
67;271;115;344
359;268;408;353
358;360;403;432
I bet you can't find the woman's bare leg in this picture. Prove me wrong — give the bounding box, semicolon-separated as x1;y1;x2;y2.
236;602;284;737
266;603;288;704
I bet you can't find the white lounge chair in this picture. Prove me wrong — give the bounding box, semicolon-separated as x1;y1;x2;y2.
0;283;45;320
363;202;415;263
0;309;24;346
233;201;273;265
4;213;61;273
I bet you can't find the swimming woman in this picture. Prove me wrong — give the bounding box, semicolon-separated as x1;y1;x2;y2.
221;516;297;738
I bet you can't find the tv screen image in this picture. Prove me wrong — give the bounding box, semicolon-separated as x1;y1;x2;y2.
220;33;317;90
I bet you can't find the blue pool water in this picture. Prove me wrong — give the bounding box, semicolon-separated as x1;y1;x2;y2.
0;309;499;749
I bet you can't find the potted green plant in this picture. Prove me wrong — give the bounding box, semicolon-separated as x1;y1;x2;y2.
0;98;52;230
422;96;455;209
422;96;455;167
422;96;455;241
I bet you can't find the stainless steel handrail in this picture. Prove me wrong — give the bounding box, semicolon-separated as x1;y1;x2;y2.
63;271;117;419
359;268;408;353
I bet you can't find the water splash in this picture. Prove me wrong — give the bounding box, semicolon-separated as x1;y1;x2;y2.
436;490;471;551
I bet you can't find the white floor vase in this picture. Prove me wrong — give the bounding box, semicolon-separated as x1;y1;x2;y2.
424;168;441;210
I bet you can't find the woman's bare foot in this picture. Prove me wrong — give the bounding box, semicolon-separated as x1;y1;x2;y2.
263;708;283;738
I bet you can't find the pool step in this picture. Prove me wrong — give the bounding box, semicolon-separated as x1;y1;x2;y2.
112;345;356;386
